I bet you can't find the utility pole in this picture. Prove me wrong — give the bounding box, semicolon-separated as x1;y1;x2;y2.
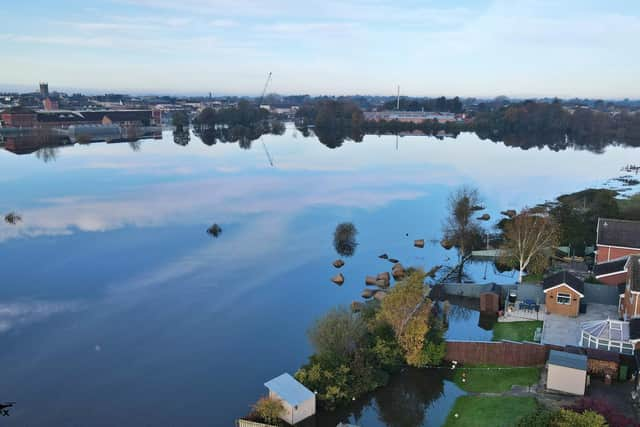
396;85;400;110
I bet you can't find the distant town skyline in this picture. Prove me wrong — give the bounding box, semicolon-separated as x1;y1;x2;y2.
1;0;640;98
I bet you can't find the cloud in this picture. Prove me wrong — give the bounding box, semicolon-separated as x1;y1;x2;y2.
0;300;84;334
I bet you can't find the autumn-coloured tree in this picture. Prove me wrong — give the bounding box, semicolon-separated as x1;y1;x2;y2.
376;270;432;366
252;396;284;424
500;209;560;283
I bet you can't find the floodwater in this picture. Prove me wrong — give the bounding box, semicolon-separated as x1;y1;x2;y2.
0;127;637;426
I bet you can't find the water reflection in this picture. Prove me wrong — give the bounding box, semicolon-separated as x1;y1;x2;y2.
1;126;639;426
317;368;465;427
333;222;358;257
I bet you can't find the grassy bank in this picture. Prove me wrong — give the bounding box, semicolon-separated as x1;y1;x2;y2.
444;396;537;427
492;321;542;342
452;365;540;393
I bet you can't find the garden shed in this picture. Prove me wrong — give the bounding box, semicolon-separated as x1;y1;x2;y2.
546;350;588;395
543;271;584;317
264;373;315;425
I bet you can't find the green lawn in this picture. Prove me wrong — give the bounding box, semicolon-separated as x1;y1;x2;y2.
452;365;541;393
444;396;537;427
492;321;542;342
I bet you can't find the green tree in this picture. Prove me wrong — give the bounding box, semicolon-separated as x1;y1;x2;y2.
308;306;367;358
172;111;189;130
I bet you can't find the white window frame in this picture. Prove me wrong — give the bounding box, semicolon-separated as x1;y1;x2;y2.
556;292;572;305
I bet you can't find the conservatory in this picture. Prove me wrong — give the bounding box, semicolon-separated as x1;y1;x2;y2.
579;319;636;355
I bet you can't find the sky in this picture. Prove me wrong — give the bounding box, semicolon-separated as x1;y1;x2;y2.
0;0;639;98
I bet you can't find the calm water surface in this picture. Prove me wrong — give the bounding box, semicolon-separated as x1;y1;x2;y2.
0;127;637;426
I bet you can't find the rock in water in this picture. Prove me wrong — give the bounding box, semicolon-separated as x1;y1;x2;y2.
377;272;390;282
365;275;378;286
440;239;453;250
333;259;345;268
414;239;425;248
378;253;389;259
361;288;374;299
331;273;344;286
477;213;490;221
388;258;399;264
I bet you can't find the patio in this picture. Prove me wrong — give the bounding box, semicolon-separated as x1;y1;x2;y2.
499;299;546;323
541;303;619;347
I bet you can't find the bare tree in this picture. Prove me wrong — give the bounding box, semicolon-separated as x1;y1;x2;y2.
500;209;560;283
442;186;485;282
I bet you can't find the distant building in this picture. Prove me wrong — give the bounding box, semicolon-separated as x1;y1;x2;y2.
42;97;59;111
1;106;37;128
36;110;154;128
364;110;461;124
39;82;49;98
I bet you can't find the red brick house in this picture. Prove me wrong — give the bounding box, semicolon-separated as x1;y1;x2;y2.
594;218;640;285
543;271;584;317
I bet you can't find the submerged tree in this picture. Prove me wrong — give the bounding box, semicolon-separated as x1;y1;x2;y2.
206;223;222;238
500;209;560;283
4;212;22;225
333;222;358;257
442;186;485;282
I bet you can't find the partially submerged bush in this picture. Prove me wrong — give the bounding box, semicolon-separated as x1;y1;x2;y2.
251;396;284;424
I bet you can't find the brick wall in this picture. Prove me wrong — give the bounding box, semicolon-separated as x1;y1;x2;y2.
597;245;640;263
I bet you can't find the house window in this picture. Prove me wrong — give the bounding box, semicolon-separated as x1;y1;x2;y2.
557;293;571;305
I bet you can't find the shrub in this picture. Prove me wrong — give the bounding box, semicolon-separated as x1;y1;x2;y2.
252;396;284;424
567;397;639;427
552;409;607;427
308;306;367;358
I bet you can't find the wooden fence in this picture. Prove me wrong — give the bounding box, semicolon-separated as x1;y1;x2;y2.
236;419;277;427
445;340;550;366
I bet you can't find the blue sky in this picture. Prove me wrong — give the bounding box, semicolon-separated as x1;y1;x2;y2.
1;0;639;98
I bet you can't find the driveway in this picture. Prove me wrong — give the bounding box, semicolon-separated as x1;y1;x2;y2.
541;303;618;347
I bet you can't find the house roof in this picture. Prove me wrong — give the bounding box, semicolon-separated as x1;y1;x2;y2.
264;373;314;407
594;257;628;277
36;110;152;123
542;271;584;295
597;218;640;249
548;350;587;370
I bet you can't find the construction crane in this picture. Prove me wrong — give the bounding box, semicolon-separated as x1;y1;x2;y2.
259;72;272;106
258;72;275;167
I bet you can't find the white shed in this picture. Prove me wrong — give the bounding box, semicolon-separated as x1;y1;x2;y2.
264;373;315;425
546;350;588;395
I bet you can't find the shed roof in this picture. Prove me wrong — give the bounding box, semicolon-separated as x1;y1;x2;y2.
542;271;584;295
264;373;314;407
597;218;640;249
548;350;587;370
